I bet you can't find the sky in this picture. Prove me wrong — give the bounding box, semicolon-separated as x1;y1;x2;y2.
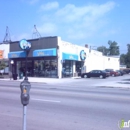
0;0;130;54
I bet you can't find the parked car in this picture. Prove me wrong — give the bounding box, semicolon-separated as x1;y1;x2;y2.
115;70;121;76
81;70;108;79
103;70;110;77
105;69;118;77
122;69;130;74
117;70;125;76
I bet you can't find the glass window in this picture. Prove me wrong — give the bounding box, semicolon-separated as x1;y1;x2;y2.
62;60;73;78
33;59;57;78
16;60;33;77
16;59;57;78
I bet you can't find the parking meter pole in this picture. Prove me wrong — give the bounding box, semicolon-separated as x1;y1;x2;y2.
23;105;27;130
20;80;31;130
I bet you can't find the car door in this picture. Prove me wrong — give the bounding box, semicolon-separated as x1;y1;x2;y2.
95;70;100;77
90;70;97;77
88;70;93;77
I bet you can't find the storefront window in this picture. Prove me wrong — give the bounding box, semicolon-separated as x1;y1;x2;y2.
34;60;57;78
16;59;57;78
62;60;73;77
17;60;33;77
34;60;42;77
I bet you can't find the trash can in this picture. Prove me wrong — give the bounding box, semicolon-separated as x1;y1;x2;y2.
13;74;18;80
19;72;23;79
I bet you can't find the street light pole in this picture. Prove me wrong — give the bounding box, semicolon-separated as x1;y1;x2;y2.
24;50;29;81
10;60;14;80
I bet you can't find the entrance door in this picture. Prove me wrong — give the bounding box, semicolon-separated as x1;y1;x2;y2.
62;60;73;78
17;60;33;77
75;61;84;76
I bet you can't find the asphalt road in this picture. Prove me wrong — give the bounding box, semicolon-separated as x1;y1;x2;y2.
0;76;130;130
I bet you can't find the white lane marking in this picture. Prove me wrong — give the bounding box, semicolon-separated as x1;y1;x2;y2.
31;98;61;103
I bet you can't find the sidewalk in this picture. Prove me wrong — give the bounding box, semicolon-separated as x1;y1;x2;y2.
0;76;81;84
0;76;130;88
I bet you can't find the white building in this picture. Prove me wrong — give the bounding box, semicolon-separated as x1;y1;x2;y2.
57;37;120;78
8;36;120;78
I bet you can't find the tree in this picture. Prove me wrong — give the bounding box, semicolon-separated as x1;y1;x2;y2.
125;53;130;68
120;54;127;65
97;46;109;55
125;44;130;68
0;61;6;70
108;40;120;55
127;44;130;52
120;44;130;68
0;61;6;76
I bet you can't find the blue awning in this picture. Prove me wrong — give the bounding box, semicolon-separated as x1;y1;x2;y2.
8;51;26;58
62;53;78;60
33;48;57;57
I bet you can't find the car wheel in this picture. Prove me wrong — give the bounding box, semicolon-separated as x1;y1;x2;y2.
99;75;103;79
84;75;87;78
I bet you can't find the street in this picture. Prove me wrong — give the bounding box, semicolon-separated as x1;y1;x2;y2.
0;75;130;130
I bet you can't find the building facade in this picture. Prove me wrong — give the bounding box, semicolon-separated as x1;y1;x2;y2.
8;36;120;78
0;44;9;73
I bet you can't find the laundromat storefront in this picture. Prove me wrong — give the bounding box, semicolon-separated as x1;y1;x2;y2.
8;48;58;78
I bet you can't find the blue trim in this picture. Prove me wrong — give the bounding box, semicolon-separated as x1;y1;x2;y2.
62;53;78;60
8;51;26;58
33;48;57;57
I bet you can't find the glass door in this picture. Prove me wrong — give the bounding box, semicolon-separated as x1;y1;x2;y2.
62;60;73;78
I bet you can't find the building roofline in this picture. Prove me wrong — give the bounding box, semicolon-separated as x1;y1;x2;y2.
10;36;58;44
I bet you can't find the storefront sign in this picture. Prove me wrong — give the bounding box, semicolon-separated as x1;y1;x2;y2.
80;50;86;60
62;53;78;60
0;50;4;59
19;39;31;50
8;51;26;58
33;48;57;57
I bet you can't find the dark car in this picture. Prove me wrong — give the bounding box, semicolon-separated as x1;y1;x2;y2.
121;69;130;74
116;70;125;76
81;70;107;79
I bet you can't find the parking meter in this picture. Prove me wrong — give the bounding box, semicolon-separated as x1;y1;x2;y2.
20;80;31;106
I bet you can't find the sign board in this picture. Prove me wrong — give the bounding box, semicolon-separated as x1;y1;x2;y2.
0;50;4;59
33;48;57;57
19;39;31;50
80;50;86;60
8;51;26;58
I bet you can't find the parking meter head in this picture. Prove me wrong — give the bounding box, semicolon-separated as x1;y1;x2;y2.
20;80;31;106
